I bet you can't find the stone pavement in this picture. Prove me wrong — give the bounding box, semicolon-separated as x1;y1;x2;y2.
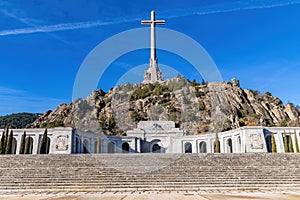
0;191;300;200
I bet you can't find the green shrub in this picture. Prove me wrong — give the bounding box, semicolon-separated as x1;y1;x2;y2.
41;121;64;128
131;111;142;122
153;84;170;96
0;113;40;129
108;116;116;131
265;92;272;96
99;117;107;130
280;121;287;127
130;86;151;100
190;79;200;87
198;101;205;110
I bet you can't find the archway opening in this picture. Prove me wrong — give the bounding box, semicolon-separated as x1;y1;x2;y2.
25;137;33;154
199;141;207;153
75;137;80;153
227;138;233;153
45;137;50;154
265;135;272;153
122;142;130;153
237;136;241;153
108;141;115;153
152;144;161;153
184;142;192;153
12;137;17;154
83;139;89;154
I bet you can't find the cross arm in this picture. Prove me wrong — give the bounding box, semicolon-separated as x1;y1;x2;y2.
155;20;165;25
141;20;152;25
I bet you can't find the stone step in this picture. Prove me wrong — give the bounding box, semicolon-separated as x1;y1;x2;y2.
0;153;299;192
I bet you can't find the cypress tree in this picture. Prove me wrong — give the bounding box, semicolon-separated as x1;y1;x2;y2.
5;130;13;154
19;131;26;154
0;131;5;154
24;137;30;154
3;126;9;153
289;133;294;153
294;129;299;153
284;131;289;153
215;132;220;153
271;133;277;153
96;138;101;153
40;128;48;154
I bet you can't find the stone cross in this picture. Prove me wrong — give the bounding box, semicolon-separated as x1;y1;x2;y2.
141;10;165;83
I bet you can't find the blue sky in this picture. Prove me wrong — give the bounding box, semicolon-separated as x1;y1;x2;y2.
0;0;300;115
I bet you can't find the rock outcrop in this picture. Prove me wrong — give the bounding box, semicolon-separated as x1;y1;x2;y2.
28;77;300;135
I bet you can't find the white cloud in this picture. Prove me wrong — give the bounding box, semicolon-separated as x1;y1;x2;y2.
0;86;67;115
0;0;299;37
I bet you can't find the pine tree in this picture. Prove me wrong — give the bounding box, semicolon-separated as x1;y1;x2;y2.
40;128;48;154
271;133;277;153
19;131;26;154
215;132;220;153
5;130;13;154
0;131;5;154
284;131;289;153
294;129;299;153
289;133;294;153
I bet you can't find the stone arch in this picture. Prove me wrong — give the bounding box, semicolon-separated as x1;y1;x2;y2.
122;142;130;153
46;137;51;154
265;135;272;153
226;138;233;153
12;137;17;154
150;139;164;153
83;139;89;154
213;141;216;153
184;142;192;153
108;141;115;153
284;134;293;153
25;137;34;154
94;140;98;154
199;141;207;153
75;137;80;153
152;144;161;153
237;136;241;153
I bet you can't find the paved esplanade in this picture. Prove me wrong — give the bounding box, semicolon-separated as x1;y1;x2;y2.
142;10;164;83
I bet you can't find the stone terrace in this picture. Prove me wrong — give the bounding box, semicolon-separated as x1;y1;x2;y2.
0;153;299;193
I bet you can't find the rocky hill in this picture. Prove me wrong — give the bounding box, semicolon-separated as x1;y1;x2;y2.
28;77;300;135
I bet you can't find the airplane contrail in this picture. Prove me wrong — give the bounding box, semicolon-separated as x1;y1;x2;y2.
0;0;299;36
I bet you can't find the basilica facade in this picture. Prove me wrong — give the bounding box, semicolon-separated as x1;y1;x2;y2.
1;121;299;155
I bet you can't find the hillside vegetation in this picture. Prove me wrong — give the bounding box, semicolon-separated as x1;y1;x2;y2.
0;113;41;129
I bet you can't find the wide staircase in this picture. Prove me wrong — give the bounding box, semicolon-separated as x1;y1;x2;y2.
0;153;300;193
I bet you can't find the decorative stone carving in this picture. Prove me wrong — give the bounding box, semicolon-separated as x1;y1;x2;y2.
56;135;69;151
249;134;263;149
152;123;164;130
